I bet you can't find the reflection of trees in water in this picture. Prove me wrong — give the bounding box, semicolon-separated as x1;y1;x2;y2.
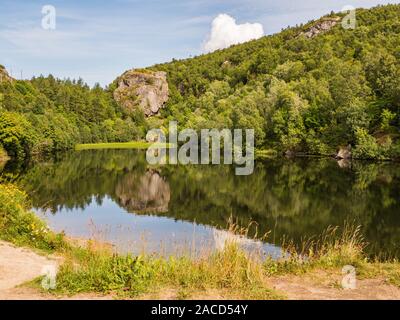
6;150;149;213
4;150;400;257
160;160;400;257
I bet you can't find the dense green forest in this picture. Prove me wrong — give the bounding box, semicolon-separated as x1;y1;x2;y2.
0;69;146;159
151;4;400;159
1;4;400;160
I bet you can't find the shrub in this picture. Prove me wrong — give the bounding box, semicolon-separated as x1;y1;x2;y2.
0;112;37;159
380;109;396;131
0;145;8;160
353;127;390;160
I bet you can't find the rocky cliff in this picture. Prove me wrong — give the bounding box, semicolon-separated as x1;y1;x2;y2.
113;69;169;117
0;65;13;82
300;17;341;38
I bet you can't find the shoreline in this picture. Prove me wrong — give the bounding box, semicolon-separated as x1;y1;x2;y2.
1;183;400;300
1;236;400;300
3;142;400;163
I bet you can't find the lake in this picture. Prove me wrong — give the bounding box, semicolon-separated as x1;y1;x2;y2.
2;149;400;258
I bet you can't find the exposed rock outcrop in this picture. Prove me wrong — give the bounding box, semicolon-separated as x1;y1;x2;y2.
113;69;169;117
0;65;13;83
336;145;352;160
300;17;341;38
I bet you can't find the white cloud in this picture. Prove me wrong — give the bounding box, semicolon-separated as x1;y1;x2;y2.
203;14;264;52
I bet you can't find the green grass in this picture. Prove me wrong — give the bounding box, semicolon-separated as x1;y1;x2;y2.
75;141;172;151
42;243;284;299
255;148;278;159
262;224;368;276
36;222;400;299
0;184;66;252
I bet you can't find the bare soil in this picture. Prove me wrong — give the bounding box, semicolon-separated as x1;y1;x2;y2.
0;241;111;300
266;270;400;300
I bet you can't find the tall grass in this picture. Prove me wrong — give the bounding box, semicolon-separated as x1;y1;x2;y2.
263;223;367;276
53;241;282;299
49;222;374;299
0;184;65;252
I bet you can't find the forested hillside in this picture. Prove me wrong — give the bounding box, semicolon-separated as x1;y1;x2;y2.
0;69;146;159
1;4;399;160
151;4;400;159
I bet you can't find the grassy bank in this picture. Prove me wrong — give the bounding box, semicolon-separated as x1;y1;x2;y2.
1;183;400;299
255;148;278;159
75;141;172;151
0;184;65;252
47;224;400;299
50;243;283;299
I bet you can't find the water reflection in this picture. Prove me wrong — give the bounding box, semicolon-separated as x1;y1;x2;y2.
2;149;400;258
116;169;171;214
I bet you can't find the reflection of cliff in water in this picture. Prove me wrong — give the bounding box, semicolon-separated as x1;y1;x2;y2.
115;170;170;213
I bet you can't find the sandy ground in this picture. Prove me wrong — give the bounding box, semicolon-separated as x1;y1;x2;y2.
1;240;400;300
266;271;400;300
0;241;111;300
0;241;58;299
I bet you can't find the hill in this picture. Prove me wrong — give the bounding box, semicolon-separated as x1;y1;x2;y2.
145;4;400;159
1;4;399;160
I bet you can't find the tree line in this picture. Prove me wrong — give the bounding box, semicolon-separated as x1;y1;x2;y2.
1;4;399;160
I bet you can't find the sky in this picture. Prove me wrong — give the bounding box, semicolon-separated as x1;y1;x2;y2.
0;0;398;86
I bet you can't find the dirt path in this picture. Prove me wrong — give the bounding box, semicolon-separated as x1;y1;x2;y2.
0;241;58;299
0;241;111;300
267;271;400;300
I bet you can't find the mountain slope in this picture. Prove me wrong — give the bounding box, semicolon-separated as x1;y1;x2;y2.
1;4;399;160
144;4;400;159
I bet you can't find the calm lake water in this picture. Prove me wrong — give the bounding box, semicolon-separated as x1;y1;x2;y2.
2;150;400;258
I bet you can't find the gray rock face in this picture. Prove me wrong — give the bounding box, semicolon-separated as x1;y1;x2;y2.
300;17;341;38
113;69;169;117
0;65;13;83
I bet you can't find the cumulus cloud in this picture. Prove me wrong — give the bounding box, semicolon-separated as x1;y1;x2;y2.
203;14;264;52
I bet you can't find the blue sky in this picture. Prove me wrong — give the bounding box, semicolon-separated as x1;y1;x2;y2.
0;0;398;86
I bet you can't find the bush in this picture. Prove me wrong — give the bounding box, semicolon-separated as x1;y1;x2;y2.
0;145;8;160
381;109;396;131
353;127;390;160
0;112;37;159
